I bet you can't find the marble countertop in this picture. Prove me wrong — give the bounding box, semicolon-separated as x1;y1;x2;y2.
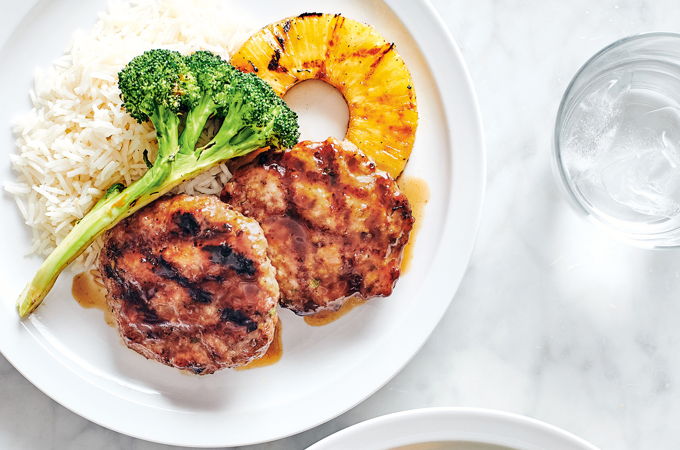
3;0;680;449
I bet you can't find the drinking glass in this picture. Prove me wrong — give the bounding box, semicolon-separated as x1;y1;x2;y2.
554;33;680;247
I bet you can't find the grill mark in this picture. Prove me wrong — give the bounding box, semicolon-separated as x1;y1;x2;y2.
168;224;231;243
257;149;284;166
105;241;121;259
350;46;387;57
342;182;371;200
324;144;352;236
278;172;311;233
282;20;291;33
312;143;351;234
338;147;360;295
267;49;284;72
225;140;412;313
275;35;285;50
277;152;314;295
164;312;270;371
221;307;258;332
173;211;200;236
298;12;323;18
148;253;214;304
366;43;395;79
301;60;324;69
324;142;342;187
103;263;162;324
202;244;256;276
99;195;279;373
326;15;346;58
247;60;258;73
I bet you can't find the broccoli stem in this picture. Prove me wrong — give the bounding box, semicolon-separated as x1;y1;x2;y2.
17;113;180;317
178;97;216;153
16;139;260;317
17;162;172;317
151;108;180;159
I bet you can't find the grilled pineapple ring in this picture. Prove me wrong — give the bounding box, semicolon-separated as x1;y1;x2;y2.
232;13;418;178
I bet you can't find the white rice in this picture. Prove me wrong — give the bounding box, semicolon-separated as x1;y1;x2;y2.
6;0;255;270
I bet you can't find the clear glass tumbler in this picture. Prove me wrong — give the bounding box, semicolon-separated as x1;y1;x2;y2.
554;33;680;247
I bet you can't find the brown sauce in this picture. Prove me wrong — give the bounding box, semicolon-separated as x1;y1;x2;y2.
265;215;310;254
71;178;428;357
398;176;429;273
304;294;365;326
72;270;115;326
303;176;429;327
74;269;283;371
237;319;283;370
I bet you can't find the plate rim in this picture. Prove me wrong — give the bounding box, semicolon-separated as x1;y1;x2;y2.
0;0;487;446
306;407;600;450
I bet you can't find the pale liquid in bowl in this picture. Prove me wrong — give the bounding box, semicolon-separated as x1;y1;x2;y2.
392;442;512;450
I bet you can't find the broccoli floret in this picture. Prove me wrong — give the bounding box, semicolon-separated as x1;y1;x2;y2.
17;49;299;317
117;49;197;159
179;50;236;150
200;70;298;158
118;49;199;123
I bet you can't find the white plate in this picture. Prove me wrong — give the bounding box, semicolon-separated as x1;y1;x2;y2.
0;0;485;446
307;408;600;450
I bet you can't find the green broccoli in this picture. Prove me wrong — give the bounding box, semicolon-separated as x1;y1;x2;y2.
17;49;299;317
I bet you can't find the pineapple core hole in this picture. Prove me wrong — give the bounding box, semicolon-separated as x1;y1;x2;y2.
283;80;349;142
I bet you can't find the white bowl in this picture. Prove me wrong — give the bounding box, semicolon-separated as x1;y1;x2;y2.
307;408;600;450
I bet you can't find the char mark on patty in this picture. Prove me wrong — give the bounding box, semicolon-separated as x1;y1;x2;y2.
149;254;214;304
98;194;279;374
221;307;258;332
220;138;414;315
173;211;201;235
202;244;256;277
102;263;162;324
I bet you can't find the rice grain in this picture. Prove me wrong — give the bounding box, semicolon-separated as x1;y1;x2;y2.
6;0;254;269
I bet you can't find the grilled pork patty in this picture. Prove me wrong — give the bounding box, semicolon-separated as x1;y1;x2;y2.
221;138;414;315
98;194;279;374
